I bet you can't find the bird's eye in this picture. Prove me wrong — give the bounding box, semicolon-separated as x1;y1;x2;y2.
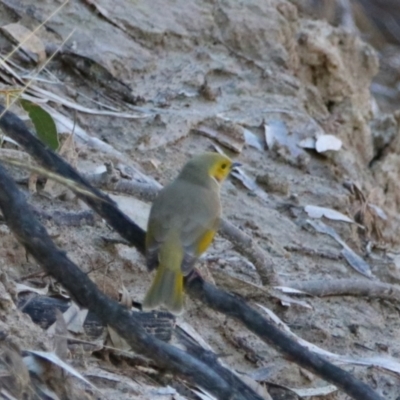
221;163;227;170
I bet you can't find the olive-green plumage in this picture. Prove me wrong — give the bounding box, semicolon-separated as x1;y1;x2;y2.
143;152;235;314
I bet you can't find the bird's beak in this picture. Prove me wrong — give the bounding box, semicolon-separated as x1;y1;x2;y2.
231;162;242;169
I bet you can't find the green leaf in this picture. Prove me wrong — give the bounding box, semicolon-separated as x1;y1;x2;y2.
20;99;59;151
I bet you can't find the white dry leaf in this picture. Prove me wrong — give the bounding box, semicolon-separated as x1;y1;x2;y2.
194;124;244;153
243;128;264;151
191;389;218;400
47;303;88;335
273;286;309;295
238;374;273;399
14;282;49;295
307;219;372;278
109;194;150;230
298;137;316;149
120;285;132;309
257;303;400;375
231;168;269;203
31;383;61;400
304;205;354;223
211;267;311;309
84;366;138;389
1;23;46;64
52;309;68;360
65;305;88;334
264;120;302;157
1;136;20;147
152;386;177;395
368;203;387;220
177;321;214;352
25;350;95;388
290;385;337;397
107;326;131;352
315;134;342;153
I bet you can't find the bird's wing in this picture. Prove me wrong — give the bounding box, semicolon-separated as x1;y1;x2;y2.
146;182;220;274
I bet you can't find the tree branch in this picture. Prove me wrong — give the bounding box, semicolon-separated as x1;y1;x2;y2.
0;104;383;400
0;161;260;400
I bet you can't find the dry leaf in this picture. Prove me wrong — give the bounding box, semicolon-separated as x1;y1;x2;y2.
194;123;244;153
25;350;95;388
52;309;68;360
291;385;337;397
120;285;132;309
15;282;49;295
84;366;138;389
1;23;46;64
273;286;309;295
315;134;342;153
307;219;372;277
368;203;387;220
237;374;273;399
304;205;354;223
47;303;88;335
109;194;150;230
107;326;131;352
177;321;214;352
264;120;302;157
257;304;400;375
231;167;269;203
191;389;218;400
243;128;264;150
298;137;316;149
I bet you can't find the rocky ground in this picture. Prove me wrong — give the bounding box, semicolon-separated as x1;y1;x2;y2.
0;0;400;399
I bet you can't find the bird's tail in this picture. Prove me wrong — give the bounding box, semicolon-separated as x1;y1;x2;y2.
142;264;184;315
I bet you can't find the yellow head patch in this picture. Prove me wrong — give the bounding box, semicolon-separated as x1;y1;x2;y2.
208;156;233;183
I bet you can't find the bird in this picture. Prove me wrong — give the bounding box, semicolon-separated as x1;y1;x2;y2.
142;152;239;314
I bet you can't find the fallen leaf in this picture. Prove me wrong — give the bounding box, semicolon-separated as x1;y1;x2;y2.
304;205;354;223
298;137;316;149
25;350;95;387
291;385;337;397
120;285;132;309
107;326;131;352
193;121;245;153
315;134;342;153
368;203;387;220
15;283;49;295
109;194;150;230
20;99;59;151
307;219;372;278
257;304;400;375
264;120;302;157
243;128;264;150
52;309;68;360
231;167;269;203
273;286;309;295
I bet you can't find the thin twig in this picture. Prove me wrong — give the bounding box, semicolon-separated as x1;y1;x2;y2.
288;278;400;302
